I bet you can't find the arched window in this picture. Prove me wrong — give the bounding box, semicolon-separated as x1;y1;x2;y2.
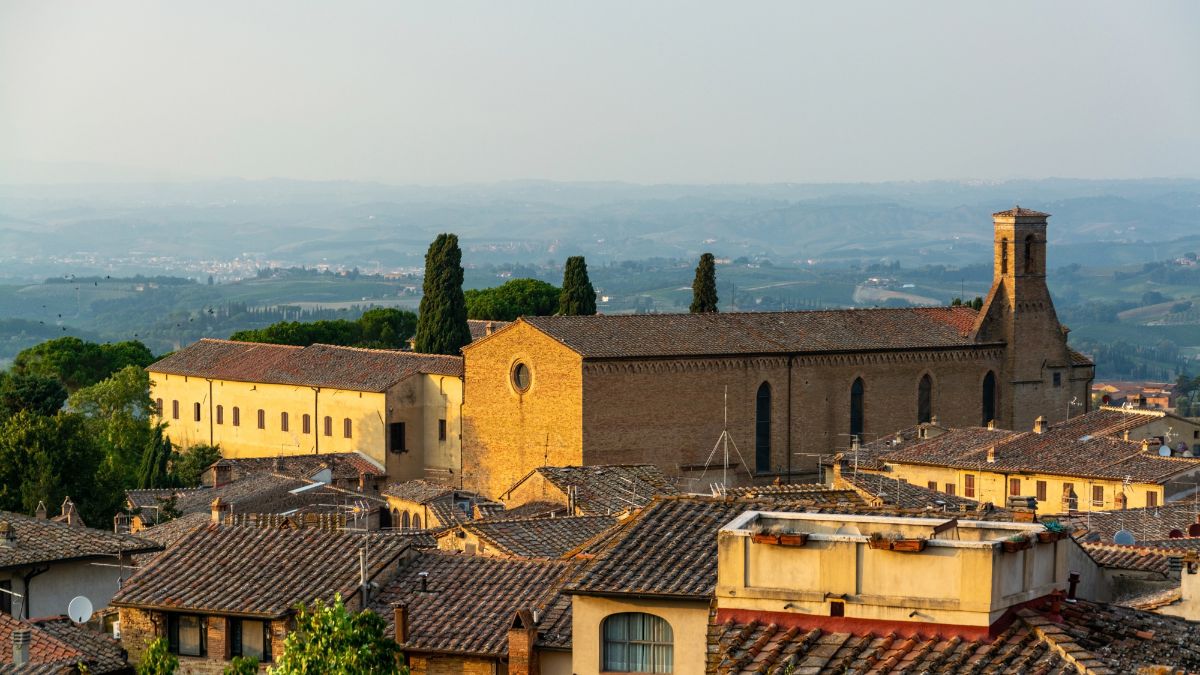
602;613;673;673
343;418;352;439
982;371;997;426
324;416;333;436
193;402;202;422
412;514;421;530
1000;238;1008;275
232;406;240;427
280;412;289;432
1024;235;1035;273
401;512;410;529
302;414;311;434
918;374;933;424
850;378;865;442
755;382;771;473
216;405;224;425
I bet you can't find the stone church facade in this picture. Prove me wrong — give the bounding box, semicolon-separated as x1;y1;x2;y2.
460;208;1094;498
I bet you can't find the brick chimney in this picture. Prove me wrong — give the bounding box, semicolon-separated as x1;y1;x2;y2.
986;446;996;463
393;604;408;643
34;502;46;520
507;609;540;675
987;419;996;430
60;497;83;527
211;497;225;524
11;627;30;667
485;321;495;336
1033;416;1047;434
0;521;15;549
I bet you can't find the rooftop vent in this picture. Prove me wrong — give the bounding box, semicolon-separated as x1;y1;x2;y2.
1033;416;1047;434
12;627;30;667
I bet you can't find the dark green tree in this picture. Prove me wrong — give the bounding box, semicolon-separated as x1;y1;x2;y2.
690;253;719;313
414;234;471;355
0;411;110;523
13;337;154;391
171;444;222;487
358;308;417;348
272;595;407;675
0;372;68;417
137;426;174;489
466;278;561;321
558;256;597;316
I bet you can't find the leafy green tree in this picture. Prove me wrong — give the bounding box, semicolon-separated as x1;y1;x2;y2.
0;411;110;523
137;426;174;489
357;308;417;348
171;444;222;487
414;234;471;355
558;256;597;316
690;253;719;313
465;278;561;321
229;309;416;349
137;637;179;675
0;372;68;417
224;656;258;675
13;337;154;391
68;365;155;476
272;595;407;675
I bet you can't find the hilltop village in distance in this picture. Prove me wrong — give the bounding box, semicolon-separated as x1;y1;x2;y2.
5;207;1200;673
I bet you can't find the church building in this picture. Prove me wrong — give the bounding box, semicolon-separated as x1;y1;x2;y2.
460;207;1094;498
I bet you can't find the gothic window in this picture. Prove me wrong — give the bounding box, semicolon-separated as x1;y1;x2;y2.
850;378;865;442
918;374;933;424
982;371;997;426
755;382;771;473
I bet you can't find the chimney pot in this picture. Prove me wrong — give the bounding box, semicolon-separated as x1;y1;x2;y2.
418;571;428;592
930;414;939;427
35;502;47;520
393;604;408;643
12;627;30;666
0;521;15;548
1033;416;1047;434
986;447;996;463
987;419;996;430
211;498;224;524
1141;439;1150;453
485;321;495;336
1124;430;1131;441
1066;570;1081;602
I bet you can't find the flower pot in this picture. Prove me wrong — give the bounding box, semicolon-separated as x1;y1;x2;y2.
1037;531;1056;543
1003;539;1030;553
891;538;927;553
779;533;808;547
868;538;892;550
752;533;781;545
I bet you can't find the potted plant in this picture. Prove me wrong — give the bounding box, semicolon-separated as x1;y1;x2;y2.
779;531;808;547
891;536;927;553
750;523;781;545
868;532;892;550
1038;521;1066;543
1003;534;1031;553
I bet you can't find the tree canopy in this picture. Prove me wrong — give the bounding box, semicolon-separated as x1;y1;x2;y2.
690;252;719;313
12;337;155;391
229;308;416;349
558;256;597;316
465;278;560;321
0;372;67;417
272;595;407;675
414;234;471;355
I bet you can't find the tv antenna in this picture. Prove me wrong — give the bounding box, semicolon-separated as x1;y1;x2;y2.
698;386;750;489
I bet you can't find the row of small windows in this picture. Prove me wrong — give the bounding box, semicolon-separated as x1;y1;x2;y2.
929;477;1159;509
391;509;422;530
753;371;1000;473
157;399;353;438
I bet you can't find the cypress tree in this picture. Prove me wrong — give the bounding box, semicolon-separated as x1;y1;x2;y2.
414;233;472;355
690;252;719;313
558;256;597;315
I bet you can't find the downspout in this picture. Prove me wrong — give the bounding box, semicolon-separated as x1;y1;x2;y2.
207;379;214;446
786;355;794;483
312;387;321;455
458;366;466;489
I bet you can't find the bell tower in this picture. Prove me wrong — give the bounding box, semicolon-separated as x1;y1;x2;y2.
972;207;1073;429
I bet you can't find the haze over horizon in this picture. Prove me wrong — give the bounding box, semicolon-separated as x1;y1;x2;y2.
2;1;1198;186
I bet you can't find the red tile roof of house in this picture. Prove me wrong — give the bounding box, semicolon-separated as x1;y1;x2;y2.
29;617;128;674
1080;541;1181;577
0;613;125;674
0;511;159;570
505;307;990;359
993;206;1050;218
149;339;462;391
451;514;619;559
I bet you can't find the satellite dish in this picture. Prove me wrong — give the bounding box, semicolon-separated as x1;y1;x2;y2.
1113;530;1136;546
1159;446;1172;457
67;596;93;624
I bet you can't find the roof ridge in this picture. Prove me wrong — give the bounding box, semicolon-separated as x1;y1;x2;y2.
528;306;980;320
305;343;463;360
205;337;303;350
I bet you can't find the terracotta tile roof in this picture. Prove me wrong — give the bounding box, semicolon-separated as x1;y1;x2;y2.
112;524;413;617
993;206;1050;218
1057;502;1200;543
454;515;619;559
30;617;128;674
514;307;987;359
879;421;1200;484
369;551;578;657
0;612;82;675
210;452;384;484
1069;347;1095;366
707;596;1200;674
468;319;511;340
383;480;456;504
480;501;569;521
1117;585;1183;611
724;484;868;507
1140;536;1200;552
0;511;159;570
524;465;679;515
1080;541;1180;576
840;471;985;511
149;339;463;391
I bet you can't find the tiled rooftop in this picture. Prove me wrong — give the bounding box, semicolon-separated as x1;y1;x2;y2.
208;452;383;484
369;551;577;657
112;524;413;617
0;511;159;570
513;307;989;359
1080;541;1180;577
707;596;1200;674
149;339;463;391
31;617;128;674
840;471;984;510
1056;502;1200;543
454;515;618;559
993;206;1051;218
517;464;679;515
383;480;456;505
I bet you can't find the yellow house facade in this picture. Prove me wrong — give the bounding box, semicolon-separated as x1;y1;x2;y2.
148;339;464;481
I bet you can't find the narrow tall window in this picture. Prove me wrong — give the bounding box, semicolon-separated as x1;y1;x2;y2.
343;418;352;438
1036;480;1047;502
216;405;224;425
412;514;421;529
1063;483;1077;511
1024;235;1035;274
193;402;201;422
324;416;333;436
755;382;771;473
602;613;673;673
982;371;997;426
1092;485;1104;507
232;406;240;427
401;512;410;529
964;474;976;498
0;580;11;615
389;422;406;453
917;374;933;424
302;414;311;434
850;378;865;442
438;419;447;441
172;400;179;419
1001;238;1009;275
1147;491;1158;508
280;412;289;432
1009;477;1021;496
257;409;266;430
155;398;164;416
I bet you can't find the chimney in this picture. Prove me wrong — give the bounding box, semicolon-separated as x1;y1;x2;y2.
1066;570;1080;603
12;628;30;667
211;497;225;524
830;454;844;486
34;502;47;520
507;609;540;675
1033;416;1047;434
987;419;996;430
0;521;15;549
485;321;495;336
930;414;939;427
393;604;408;643
418;571;429;592
1141;439;1150;453
60;498;82;527
986;447;996;463
1123;430;1131;441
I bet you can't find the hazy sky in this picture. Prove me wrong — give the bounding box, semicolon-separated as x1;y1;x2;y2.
1;1;1197;184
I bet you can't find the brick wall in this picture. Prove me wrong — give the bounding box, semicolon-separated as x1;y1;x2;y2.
407;654;499;675
119;607;287;674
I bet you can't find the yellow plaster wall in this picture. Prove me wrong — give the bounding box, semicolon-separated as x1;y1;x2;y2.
570;595;708;675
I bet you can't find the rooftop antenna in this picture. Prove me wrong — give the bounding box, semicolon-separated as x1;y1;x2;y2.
697;386;750;489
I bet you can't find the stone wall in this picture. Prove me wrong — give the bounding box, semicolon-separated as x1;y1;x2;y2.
406;654;499;675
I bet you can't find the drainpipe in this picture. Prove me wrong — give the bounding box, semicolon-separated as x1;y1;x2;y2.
207;379;214;446
312;387;321;454
786;355;794;483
